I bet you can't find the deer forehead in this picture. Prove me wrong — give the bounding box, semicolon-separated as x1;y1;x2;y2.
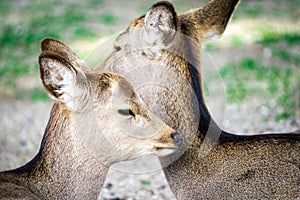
86;72;119;89
88;73;136;104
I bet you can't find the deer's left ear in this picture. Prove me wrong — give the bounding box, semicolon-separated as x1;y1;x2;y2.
143;1;178;48
179;0;239;42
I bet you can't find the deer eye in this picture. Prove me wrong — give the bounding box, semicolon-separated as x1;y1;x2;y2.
118;109;135;117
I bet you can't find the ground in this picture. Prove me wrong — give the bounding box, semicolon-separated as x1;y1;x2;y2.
0;0;299;199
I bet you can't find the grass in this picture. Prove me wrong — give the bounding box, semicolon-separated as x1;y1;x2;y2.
28;90;49;102
140;179;151;185
0;0;118;100
0;59;30;77
258;29;300;46
204;25;300;122
236;0;300;20
204;42;220;52
98;13;118;25
229;35;245;47
272;49;300;65
220;57;299;121
16;89;49;102
257;30;300;66
243;4;264;18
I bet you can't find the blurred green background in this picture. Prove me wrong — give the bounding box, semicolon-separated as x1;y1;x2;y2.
0;0;299;124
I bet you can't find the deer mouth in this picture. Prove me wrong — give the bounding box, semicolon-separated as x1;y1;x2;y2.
153;143;178;157
154;144;177;150
154;145;177;157
153;132;182;149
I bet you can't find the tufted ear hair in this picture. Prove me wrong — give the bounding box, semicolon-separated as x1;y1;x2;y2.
142;1;178;49
39;51;86;111
179;0;239;41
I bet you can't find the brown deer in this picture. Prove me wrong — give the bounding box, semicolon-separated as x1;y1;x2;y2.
0;38;182;200
98;0;300;199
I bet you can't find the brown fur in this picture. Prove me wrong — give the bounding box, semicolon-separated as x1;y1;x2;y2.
0;102;106;200
99;0;300;199
0;38;180;199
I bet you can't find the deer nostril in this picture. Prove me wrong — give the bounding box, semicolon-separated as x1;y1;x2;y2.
171;132;182;146
171;133;175;139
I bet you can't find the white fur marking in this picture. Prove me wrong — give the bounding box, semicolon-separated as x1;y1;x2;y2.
206;30;221;41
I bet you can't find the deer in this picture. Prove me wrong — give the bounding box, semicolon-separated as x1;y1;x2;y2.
98;0;300;199
0;38;182;200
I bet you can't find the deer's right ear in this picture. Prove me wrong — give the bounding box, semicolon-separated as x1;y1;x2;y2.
39;52;85;110
143;1;178;48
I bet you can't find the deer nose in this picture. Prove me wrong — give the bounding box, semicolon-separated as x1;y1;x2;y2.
171;132;182;147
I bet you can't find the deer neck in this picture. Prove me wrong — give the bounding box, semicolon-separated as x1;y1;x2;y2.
164;35;214;140
16;102;108;199
149;35;225;170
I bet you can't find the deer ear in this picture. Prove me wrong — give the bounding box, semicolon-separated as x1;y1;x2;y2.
143;1;178;48
180;0;239;41
39;52;85;110
41;38;89;70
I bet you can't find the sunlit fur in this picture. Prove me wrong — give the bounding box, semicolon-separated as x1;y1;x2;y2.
0;38;178;200
99;0;300;199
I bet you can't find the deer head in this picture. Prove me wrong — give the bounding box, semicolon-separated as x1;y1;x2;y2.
39;38;181;165
102;0;238;68
97;0;239;165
